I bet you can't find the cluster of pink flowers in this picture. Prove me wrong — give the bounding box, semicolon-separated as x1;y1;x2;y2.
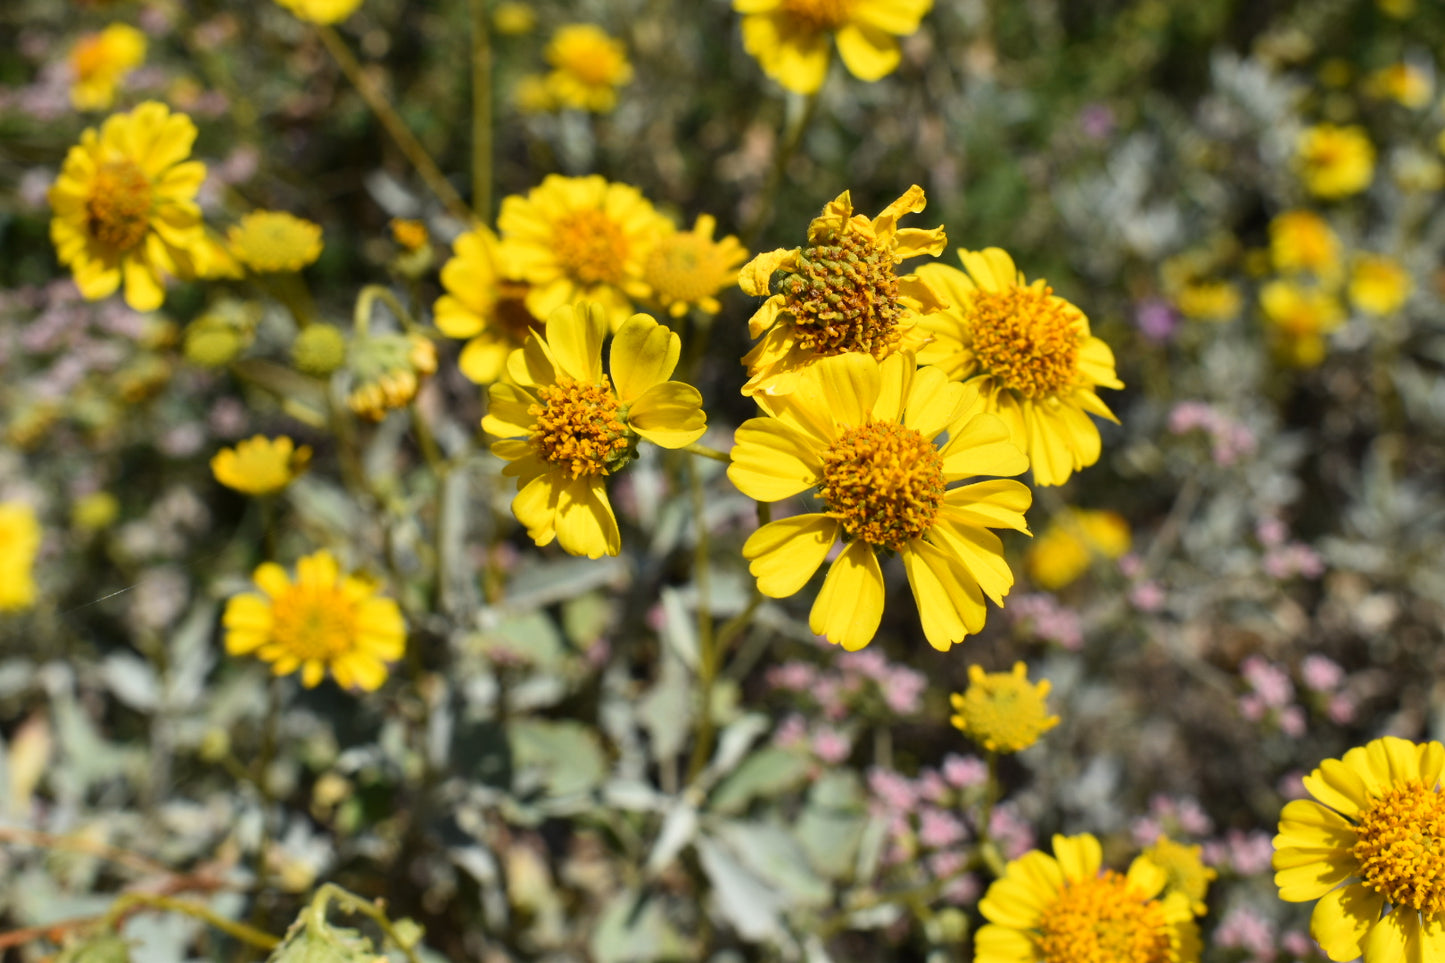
1212;905;1277;963
1130;793;1214;847
766;647;928;720
1203;828;1275;876
1238;655;1306;736
1007;593;1084;650
1255;517;1325;580
1169;401;1258;466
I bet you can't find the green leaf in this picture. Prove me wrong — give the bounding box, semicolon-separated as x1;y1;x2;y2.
509;719;607;799
709;748;811;814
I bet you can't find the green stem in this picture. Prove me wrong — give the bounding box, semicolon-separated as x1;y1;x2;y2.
685;458;719;784
310;883;424;963
352;284;415;337
681;441;731;464
975;752;1006;878
104;894;279;950
741;79;826;251
470;0;494;221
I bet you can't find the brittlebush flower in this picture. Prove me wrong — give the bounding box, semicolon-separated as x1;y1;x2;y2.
228;211;323;274
1296;124;1375;199
728;351;1030;651
1269;210;1342;284
950;662;1058;753
735;0;934;94
915;248;1123;487
69;24;146;111
976;834;1202;963
1348;254;1412;315
272;0;364;24
1026;508;1131;591
643;215;748;318
1141;836;1216;918
482;303;707;558
211;436;312;496
0;503;42;613
1273;737;1445;962
49;101;211;311
222;550;405;690
544;24;632;113
1173;280;1241;322
740;186;946;396
1364;63;1432;109
434;227;542;384
347;333;438;420
498;175;670;331
1260;280;1344;367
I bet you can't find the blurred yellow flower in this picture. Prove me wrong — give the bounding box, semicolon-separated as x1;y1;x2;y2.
728;351;1030;651
514;73;556;114
49;101;210;311
545;24;632;113
1365;62;1433;109
292;323;348;376
1173;280;1242;321
1260;280;1344;367
643;215;748;318
976;834;1202;963
740;185;946;396
950;662;1058;753
69;24;146;111
1269;210;1342;283
0;503;42;613
916;248;1123;487
735;0;933;94
1348;254;1412;316
71;492;120;532
494;2;537;34
482;304;707;558
435;227;541;385
498;175;669;331
390;218;428;252
1141;836;1217;918
1376;0;1415;16
1026;508;1131;591
223;550;405;690
211;436;313;496
347;333;437;421
228;211;323;274
1296;124;1375;199
272;0;364;25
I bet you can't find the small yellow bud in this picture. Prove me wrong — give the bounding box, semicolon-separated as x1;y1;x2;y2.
292;323;348;377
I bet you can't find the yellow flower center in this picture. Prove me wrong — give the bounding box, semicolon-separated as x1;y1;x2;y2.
781;0;855;31
86;159;153;251
818;421;944;551
784;230;904;360
1353;779;1445;916
646;235;730;307
553;209;629;285
1036;871;1173;963
270;584;358;662
555;40;622;86
530;377;631;479
968;285;1083;398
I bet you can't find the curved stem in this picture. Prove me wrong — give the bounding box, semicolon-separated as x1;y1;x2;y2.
104;895;280;951
310;883;424;963
352;284;415;337
470;0;494;221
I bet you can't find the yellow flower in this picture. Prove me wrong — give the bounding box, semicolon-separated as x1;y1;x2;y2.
49;101;211;311
1141;836;1216;918
482;303;707;558
435;227;542;384
1365;63;1432;109
1173;280;1242;322
1026;508;1131;591
272;0;364;25
727;350;1031;651
1259;280;1344;367
228;211;323;274
0;503;42;613
1348;254;1412;316
544;24;632;113
1296;124;1375;199
1376;0;1415;17
222;550;405;690
735;0;934;94
71;492;120;532
292;322;348;376
977;834;1202;963
950;662;1058;753
1273;736;1445;962
498;175;670;331
915;248;1124;487
211;436;313;496
740;185;946;396
514;73;557;114
389;218;428;252
1269;210;1342;283
347;333;438;421
643;215;748;318
494;2;537;34
69;24;146;111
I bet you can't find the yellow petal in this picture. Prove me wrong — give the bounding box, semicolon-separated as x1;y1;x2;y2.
546;302;606;383
739;249;795;298
742;514;838;597
482;382;537;439
1310;883;1382;963
626;382;707;449
902;365;964;438
976;878;1048;929
900;541;987;650
940;479;1032;533
611;313;680;403
941;413;1029;480
972;924;1034;963
812;351;878;427
808;540;884;650
555;476;620;558
1363;910;1424;963
727;419;823;501
1274;853;1358;902
121;254;165;312
1303;757;1369;818
513;474;561;548
1052;834;1102;882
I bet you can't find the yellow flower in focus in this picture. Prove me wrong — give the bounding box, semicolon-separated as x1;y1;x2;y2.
1365;63;1433;109
211;436;313;496
1296;124;1375;199
482;304;707;558
272;0;364;24
728;351;1031;651
498;175;669;331
49;101;210;311
1173;280;1242;321
1273;737;1445;963
740;186;946;396
69;24;146;111
735;0;934;94
0;503;42;612
1269;210;1342;283
347;332;438;421
950;662;1058;753
915;248;1123;487
222;550;405;690
1141;836;1216;918
1260;280;1345;367
644;215;748;318
435;227;541;384
976;834;1202;963
494;2;537;34
1349;254;1412;316
228;211;323;274
1026;508;1131;591
544;24;632;113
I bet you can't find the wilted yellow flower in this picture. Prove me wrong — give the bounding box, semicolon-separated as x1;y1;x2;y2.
735;0;934;94
1173;280;1242;321
1026;508;1131;591
347;333;437;420
69;24;146;111
950;662;1058;753
49;101;210;311
545;24;632;113
1269;210;1342;283
229;211;323;274
435;227;541;384
643;215;748;318
1260;280;1345;367
1296;124;1375;199
0;503;42;612
1348;254;1412;316
740;185;946;396
1141;836;1217;918
1365;63;1433;109
272;0;364;25
211;436;312;496
222;550;405;690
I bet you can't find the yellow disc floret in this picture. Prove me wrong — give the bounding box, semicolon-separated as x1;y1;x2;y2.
553;209;630;285
818;420;944;551
784;231;905;359
86;160;153;251
530;377;631;478
780;0;855;31
950;662;1059;753
1352;780;1445;915
967;285;1083;398
1036;871;1174;963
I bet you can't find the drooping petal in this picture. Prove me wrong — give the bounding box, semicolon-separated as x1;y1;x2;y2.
1310;883;1383;963
555;476;621;558
742;514;839;598
834;23;901;82
512;474;561;548
900;540;987;650
808;540;885;650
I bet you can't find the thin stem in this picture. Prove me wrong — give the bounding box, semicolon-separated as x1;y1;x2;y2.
741;80;826;251
0;827;171;877
245;678;284;943
310;884;424;963
685;458;718;784
680;441;731;464
974;752;1006;878
316;25;472;224
106;895;280;951
470;0;494;221
352;284;415;337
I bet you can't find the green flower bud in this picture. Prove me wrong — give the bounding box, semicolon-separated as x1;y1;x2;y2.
292;323;348;377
